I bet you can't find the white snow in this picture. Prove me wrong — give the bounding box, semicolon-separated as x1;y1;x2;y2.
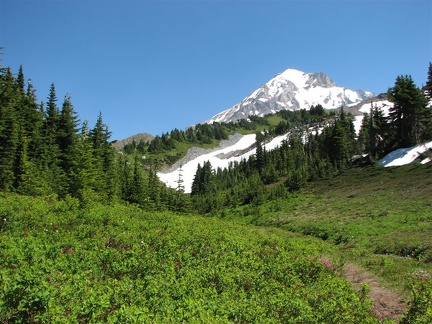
263;134;289;151
359;100;393;115
379;141;432;167
157;134;257;193
278;69;309;88
354;99;394;135
353;115;364;135
421;157;432;164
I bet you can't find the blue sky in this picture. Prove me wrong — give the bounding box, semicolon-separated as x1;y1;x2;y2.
1;0;431;140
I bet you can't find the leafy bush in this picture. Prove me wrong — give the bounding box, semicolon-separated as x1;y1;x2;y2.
0;193;381;323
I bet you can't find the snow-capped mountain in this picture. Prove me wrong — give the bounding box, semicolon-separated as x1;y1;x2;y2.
206;69;374;124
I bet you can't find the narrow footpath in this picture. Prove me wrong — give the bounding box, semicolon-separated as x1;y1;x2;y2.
343;263;407;322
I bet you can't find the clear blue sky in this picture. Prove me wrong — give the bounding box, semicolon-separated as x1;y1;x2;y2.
1;0;431;140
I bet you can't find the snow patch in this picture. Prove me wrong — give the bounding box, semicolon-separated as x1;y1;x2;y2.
263;134;289;151
359;100;393;115
353;115;364;135
379;141;432;167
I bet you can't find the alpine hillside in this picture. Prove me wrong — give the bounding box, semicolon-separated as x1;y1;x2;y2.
206;68;374;124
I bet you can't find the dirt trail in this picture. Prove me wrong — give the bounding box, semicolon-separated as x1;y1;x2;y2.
343;263;406;322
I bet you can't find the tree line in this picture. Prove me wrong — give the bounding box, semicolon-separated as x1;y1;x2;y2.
0;61;181;211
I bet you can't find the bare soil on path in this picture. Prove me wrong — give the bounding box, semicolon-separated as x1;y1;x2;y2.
343;263;407;322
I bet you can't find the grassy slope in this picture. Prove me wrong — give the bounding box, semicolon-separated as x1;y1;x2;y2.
233;163;432;294
1;163;431;322
0;193;380;323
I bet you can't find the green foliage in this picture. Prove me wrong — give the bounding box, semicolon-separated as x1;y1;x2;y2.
0;65;115;200
387;75;431;149
0;193;380;323
425;62;432;100
0;62;183;211
401;275;432;323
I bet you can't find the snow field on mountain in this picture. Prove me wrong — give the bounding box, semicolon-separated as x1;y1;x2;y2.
158;134;257;193
157;132;296;193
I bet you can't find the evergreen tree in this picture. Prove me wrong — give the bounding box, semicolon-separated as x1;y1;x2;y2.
44;83;59;136
371;105;389;158
13;130;28;191
426;62;432;100
191;163;202;196
387;75;429;148
69;121;98;198
0;68;19;190
148;136;163;153
255;140;265;174
191;161;214;196
129;154;145;205
16;65;25;95
328;120;351;168
420;63;432;141
0;114;18;190
357;112;371;155
173;165;190;213
24;81;45;161
41;83;65;195
90;112;116;199
136;139;146;154
147;167;163;211
57;95;80;193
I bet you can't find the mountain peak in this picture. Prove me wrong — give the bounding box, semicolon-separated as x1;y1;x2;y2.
206;68;374;124
274;69;337;89
279;68;308;82
307;72;337;88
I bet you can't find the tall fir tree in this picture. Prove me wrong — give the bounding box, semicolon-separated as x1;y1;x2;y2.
129;153;145;205
173;165;190;213
57;95;80;194
425;62;432;100
12;130;28;191
16;65;25;95
387;75;429;148
0;68;19;190
90;112;116;199
24;81;45;162
42;83;65;195
44;83;59;136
